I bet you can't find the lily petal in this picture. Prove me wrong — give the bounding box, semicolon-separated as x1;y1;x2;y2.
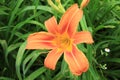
26;32;56;49
64;45;89;75
67;9;83;37
44;48;63;70
73;31;94;44
45;16;58;34
59;4;82;34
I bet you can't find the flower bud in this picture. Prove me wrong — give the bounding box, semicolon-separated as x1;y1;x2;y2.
80;0;90;9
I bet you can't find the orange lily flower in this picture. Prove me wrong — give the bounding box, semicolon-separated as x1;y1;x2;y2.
26;4;94;75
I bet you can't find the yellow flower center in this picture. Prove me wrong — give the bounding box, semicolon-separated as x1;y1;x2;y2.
53;33;72;51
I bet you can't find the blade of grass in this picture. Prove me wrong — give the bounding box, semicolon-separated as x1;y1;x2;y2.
22;51;41;76
15;42;26;80
8;13;40;43
5;42;22;66
102;58;120;63
7;0;23;39
24;67;46;80
0;77;14;80
8;0;23;25
18;6;53;15
0;40;8;54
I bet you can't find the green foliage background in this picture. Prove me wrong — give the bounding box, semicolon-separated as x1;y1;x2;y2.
0;0;120;80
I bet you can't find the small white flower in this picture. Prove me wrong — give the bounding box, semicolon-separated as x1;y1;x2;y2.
104;48;110;52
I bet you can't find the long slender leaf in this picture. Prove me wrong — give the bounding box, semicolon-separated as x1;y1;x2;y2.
15;42;26;80
24;67;46;80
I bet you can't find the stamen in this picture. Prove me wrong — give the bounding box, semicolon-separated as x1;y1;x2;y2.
53;33;72;51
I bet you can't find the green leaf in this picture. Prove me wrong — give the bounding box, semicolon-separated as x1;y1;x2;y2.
22;51;41;75
5;42;22;66
0;77;14;80
103;58;120;63
89;64;100;80
18;6;53;15
24;67;46;80
15;42;26;80
0;40;8;53
8;0;24;25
